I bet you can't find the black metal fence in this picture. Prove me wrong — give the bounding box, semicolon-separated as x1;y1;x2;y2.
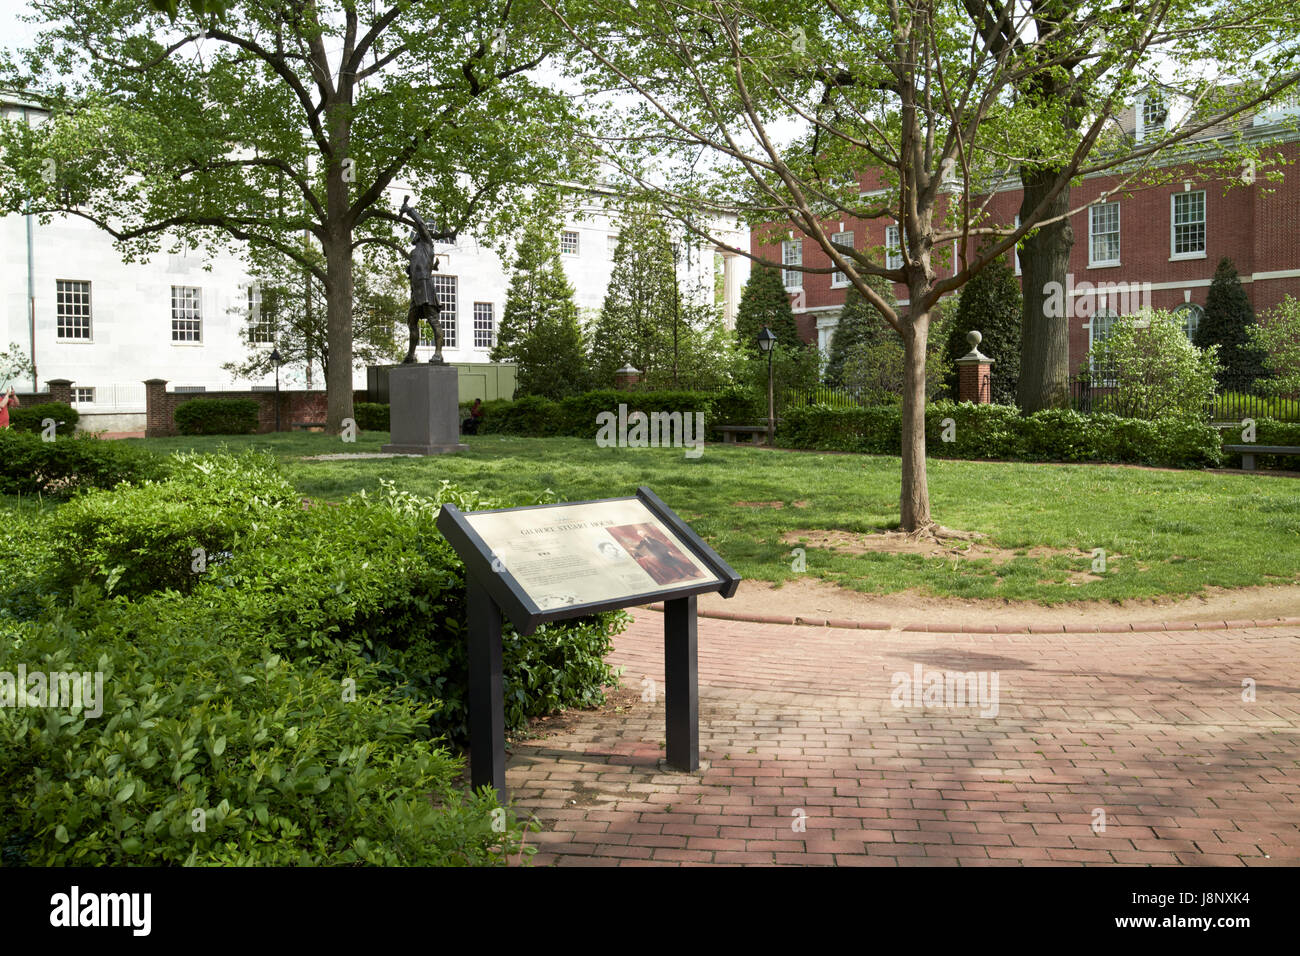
1069;374;1300;423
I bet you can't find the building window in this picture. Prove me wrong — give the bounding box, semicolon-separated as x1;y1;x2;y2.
1012;215;1021;275
473;302;495;349
248;286;275;343
1171;191;1206;258
1141;94;1168;140
606;233;619;259
72;387;94;404
782;239;802;289
885;225;903;270
1175;303;1204;342
171;286;202;342
56;280;92;340
560;230;580;256
830;231;853;287
1089;309;1118;384
421;274;458;348
1089;202;1121;267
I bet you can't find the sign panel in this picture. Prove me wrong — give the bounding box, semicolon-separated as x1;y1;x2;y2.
464;497;721;611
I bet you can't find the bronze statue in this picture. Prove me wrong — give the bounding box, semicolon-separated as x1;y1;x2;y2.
399;196;445;364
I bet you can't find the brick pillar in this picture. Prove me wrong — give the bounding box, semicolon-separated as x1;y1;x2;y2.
955;331;995;404
143;379;170;438
47;378;73;405
614;364;643;390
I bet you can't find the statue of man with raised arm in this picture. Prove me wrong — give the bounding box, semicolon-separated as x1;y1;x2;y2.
399;196;445;364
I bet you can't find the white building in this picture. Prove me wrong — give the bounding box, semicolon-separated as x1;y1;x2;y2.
2;95;749;430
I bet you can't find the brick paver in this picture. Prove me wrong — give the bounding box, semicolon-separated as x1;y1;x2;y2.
508;613;1300;866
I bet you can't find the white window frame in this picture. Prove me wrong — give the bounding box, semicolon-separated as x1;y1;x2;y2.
782;239;803;289
1175;303;1204;342
71;387;95;404
1088;202;1121;268
830;231;853;287
1088;309;1118;385
247;285;276;344
1140;94;1168;142
1012;215;1021;275
885;225;903;271
56;279;93;341
560;230;580;257
420;274;457;348
473;301;495;349
170;286;203;344
1170;190;1206;260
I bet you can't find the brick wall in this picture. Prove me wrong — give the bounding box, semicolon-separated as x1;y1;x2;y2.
143;379;332;437
753;140;1300;380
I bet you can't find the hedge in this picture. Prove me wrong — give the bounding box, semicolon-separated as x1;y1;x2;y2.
0;453;624;865
777;400;1224;469
354;401;390;432
174;397;260;435
0;430;167;498
8;401;78;436
479;388;760;439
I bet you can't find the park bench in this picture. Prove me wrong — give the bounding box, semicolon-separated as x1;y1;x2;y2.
1223;444;1300;470
292;420;326;432
716;424;770;445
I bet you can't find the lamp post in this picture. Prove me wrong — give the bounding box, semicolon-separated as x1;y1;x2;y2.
269;347;283;433
756;325;777;445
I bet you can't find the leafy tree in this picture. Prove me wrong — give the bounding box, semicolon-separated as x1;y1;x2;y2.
0;343;35;392
1248;295;1300;398
824;274;897;387
552;0;1300;531
734;265;801;351
0;0;589;432
1196;258;1267;389
222;255;405;385
589;204;679;385
492;217;589;400
1086;310;1220;420
942;256;1022;405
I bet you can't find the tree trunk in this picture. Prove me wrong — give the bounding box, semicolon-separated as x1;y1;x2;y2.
323;98;354;434
899;307;932;532
1017;168;1074;412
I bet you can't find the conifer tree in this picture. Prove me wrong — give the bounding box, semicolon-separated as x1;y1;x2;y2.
1196;257;1267;389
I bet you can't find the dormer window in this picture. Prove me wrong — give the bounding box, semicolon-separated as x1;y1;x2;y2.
1140;94;1168;141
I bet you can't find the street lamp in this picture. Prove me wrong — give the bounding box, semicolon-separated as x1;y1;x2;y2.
269;347;283;433
756;326;777;445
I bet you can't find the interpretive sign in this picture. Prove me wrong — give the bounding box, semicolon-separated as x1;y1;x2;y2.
437;487;740;799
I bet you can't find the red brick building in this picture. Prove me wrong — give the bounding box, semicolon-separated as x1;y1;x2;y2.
753;99;1300;380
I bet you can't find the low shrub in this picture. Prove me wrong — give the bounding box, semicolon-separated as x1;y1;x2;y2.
174;398;260;436
8;401;78;436
778;400;1223;469
0;430;166;498
0;596;525;866
46;451;299;597
479;387;760;439
354;402;390;432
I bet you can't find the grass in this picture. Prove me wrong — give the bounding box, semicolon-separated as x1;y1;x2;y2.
69;429;1297;606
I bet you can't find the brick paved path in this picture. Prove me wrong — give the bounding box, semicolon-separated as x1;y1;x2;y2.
508;613;1300;866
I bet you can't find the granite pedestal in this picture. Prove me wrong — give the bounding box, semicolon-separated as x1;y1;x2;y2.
381;362;469;455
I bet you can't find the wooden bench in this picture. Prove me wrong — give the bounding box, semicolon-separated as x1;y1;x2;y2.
1223;444;1300;470
292;421;327;432
716;424;770;445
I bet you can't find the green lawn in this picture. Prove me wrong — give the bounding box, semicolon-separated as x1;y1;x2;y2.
89;430;1300;605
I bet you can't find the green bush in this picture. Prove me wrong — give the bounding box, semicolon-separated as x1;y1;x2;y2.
174;398;260;436
354;402;390;432
46;451;299;597
9;401;78;436
0;430;166;498
479;387;760;439
0;596;525;866
777;400;1223;469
